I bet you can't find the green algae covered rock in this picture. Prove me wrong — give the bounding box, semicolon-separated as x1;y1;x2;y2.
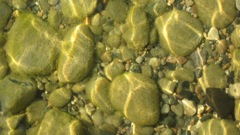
232;48;240;68
4;13;59;76
235;99;240;121
155;9;203;56
57;24;94;83
198;118;240;135
201;64;227;90
0;74;37;114
37;109;84;135
104;59;125;81
195;0;236;29
145;0;170;18
0;48;8;79
0;2;11;30
105;0;129;23
60;0;97;21
48;88;72;107
26;100;48;124
123;6;149;50
110;72;160;126
86;76;114;114
231;27;240;48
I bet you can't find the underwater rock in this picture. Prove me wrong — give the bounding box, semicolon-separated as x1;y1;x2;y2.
57;24;94;83
155;9;203;56
4;13;59;76
110;72;160;126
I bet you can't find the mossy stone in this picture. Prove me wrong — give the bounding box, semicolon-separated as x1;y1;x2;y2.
86;77;114;114
202;64;227;90
166;68;194;82
155;9;203;56
48;88;72;107
0;74;37;114
123;6;149;50
231;27;240;48
105;0;128;23
0;48;8;79
26;100;48;124
104;60;125;81
60;0;97;21
0;2;11;30
195;0;236;29
4;13;59;76
110;72;160;126
198;118;240;135
235;99;240;121
37;109;84;135
57;24;94;83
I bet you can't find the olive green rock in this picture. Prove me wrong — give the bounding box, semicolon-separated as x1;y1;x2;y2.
198;118;240;135
232;49;240;68
104;59;125;81
235;99;240;121
47;8;63;30
231;27;240;48
202;64;227;90
26;100;48;124
145;0;170;18
0;114;25;130
37;109;84;135
105;0;129;23
0;48;8;79
158;78;177;95
195;0;236;29
48;88;72;107
86;77;114;114
60;0;97;21
123;6;149;50
155;9;203;56
57;24;94;83
110;72;160;126
0;2;11;30
12;0;28;10
166;68;194;82
0;74;37;114
4;13;59;76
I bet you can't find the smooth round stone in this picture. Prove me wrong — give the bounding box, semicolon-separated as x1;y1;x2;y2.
0;48;8;79
232;49;240;68
155;9;203;56
158;78;177;95
161;104;170;114
207;27;219;41
166;68;194;82
48;88;72;107
110;72;160;126
229;83;240;99
0;74;37;114
171;103;184;117
132;124;154;135
123;6;149;50
86;77;114;114
201;64;227;91
235;99;240;120
0;2;11;30
4;13;59;76
57;24;94;83
104;60;125;81
182;99;196;116
160;128;173;135
136;56;144;64
198;118;240;135
60;0;97;21
26;100;48;124
195;0;236;29
231;27;240;48
38;109;84;135
105;0;128;22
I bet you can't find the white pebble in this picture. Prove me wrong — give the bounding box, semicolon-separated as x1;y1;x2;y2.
237;0;240;11
207;27;219;41
228;83;240;99
182;99;196;116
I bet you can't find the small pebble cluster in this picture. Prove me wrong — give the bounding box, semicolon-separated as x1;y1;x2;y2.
0;0;240;135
